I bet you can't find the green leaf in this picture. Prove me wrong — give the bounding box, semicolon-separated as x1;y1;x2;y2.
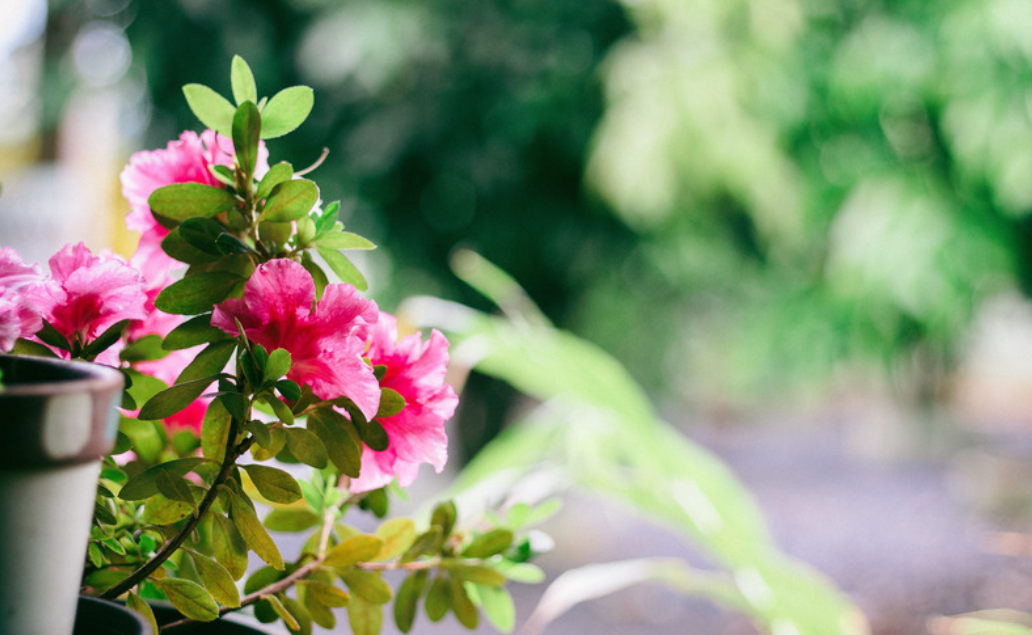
155;272;245;315
161;228;219;266
244;566;283;595
284;427;328;469
300;252;330;300
315;232;376;251
450;576;479;629
462;529;513;559
394;570;427;634
189;549;241;608
183;83;236;137
375;388;406;419
251;427;286;462
212;513;249;581
233;101;261;179
120;334;168;363
149;182;239;222
118;458;211;501
142;492;193;525
341;569;392;605
83;319;130;359
178;217;226;255
36;319;70;352
260;85;314;139
155;470;196;506
307;408;362;477
264;508;321;533
261;179;319;222
258;392;295;426
262;594;300;631
216;233;254;255
303;589;336;630
443;563;506;587
263;348;292;384
277;379;302;402
317;247;368;290
201;398;231;463
138;376;215;420
256;162;294;200
347;596;383;635
400;528;442;564
315;201;340;235
355;417;389;452
425;574;450;622
281;596;313;635
431;501;457;539
127;591;159;635
231;55;258;106
476;585;516;633
178;340;236;384
163;314;229;351
301;580;350;608
11;337;59;358
373;518;417;562
229;490;284;570
243;464;303;504
324;535;384;569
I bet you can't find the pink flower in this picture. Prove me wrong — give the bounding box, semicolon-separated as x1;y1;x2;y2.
121;129;269;281
211;259;381;419
349;313;458;493
0;247;44;352
27;243;147;360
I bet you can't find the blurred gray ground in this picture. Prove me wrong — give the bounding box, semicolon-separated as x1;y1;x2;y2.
249;416;1032;635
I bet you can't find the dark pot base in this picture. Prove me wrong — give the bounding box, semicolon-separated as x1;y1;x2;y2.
74;596;147;635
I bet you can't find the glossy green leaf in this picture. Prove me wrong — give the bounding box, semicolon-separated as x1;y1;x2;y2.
443;563;506;587
243;464;303;504
138;376;215;420
212;513;249;581
188;549;241;608
36;319;70;352
233;101;261;179
127;590;159;635
263;348;292;384
317;247;367;290
301;580;351;608
118;457;211;501
462;529;513;559
314;201;339;235
251;427;286;461
178;340;236;384
347;596;383;635
261;179;319;222
284;427;328;469
315;232;376;251
229;491;284;570
244;566;283;595
11;337;59;358
120;334;167;363
264;508;321;533
83;319;130;359
160;228;219;266
341;569;392;605
450;576;478;629
262;594;300;631
476;584;516;633
142;492;193;525
155;470;196;506
354;416;389;452
256;162;294;200
258;392;294;426
231;55;258;106
183;83;236;136
324;535;384;569
425;574;450;622
307;408;362;477
260;85;314;139
277;379;302;402
155;272;245;315
373;518;416;562
149;182;238;222
393;570;427;633
178;217;225;255
163;314;229;350
200;398;231;463
375;388;405;419
215;233;254;255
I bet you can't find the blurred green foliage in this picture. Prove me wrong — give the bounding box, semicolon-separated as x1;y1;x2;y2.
41;0;1032;412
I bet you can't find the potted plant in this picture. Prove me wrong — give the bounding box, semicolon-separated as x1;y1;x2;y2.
1;57;542;635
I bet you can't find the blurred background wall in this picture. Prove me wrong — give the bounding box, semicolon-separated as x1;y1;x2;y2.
4;0;1032;470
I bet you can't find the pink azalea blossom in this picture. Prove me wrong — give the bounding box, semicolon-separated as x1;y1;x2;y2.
27;242;147;361
349;313;458;493
121;129;269;281
211;258;381;419
0;247;44;352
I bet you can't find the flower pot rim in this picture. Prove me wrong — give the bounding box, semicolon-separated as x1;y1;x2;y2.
0;354;123;396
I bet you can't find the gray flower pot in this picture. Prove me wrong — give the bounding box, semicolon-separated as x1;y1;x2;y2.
0;354;123;635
